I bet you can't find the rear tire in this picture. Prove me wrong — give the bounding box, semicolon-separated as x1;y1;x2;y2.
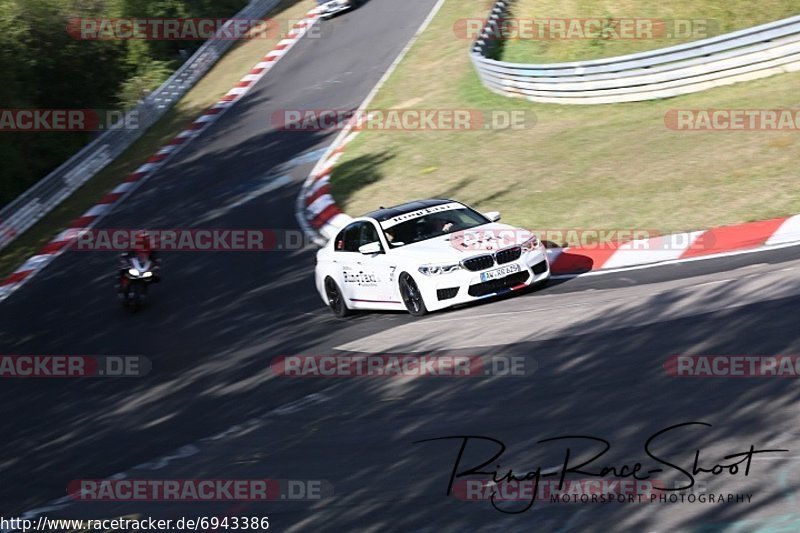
399;272;428;316
324;277;350;318
127;283;143;312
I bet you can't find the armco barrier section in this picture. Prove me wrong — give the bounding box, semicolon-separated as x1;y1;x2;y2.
0;0;284;252
471;1;800;105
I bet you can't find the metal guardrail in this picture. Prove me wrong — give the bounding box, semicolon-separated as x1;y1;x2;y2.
0;0;283;252
471;0;800;105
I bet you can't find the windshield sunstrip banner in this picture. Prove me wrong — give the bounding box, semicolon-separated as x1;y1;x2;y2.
379;202;464;229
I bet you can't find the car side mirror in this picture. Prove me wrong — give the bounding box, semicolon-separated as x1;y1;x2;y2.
484;211;501;222
358;242;382;255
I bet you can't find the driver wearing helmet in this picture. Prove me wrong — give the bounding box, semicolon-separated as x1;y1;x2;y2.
117;230;161;293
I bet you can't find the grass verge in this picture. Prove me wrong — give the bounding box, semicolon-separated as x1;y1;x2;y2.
329;0;800;242
501;0;800;63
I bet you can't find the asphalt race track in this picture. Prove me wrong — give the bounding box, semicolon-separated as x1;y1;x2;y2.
1;0;800;530
0;0;442;517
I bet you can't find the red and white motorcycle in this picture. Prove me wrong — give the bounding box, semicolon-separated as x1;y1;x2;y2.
118;253;159;311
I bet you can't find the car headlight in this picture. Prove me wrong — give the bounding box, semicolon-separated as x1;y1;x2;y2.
418;263;462;276
128;268;140;277
521;235;540;252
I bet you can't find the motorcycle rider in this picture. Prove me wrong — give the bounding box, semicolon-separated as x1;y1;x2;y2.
117;230;160;296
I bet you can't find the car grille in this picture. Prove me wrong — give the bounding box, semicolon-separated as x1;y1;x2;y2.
495;246;522;265
468;272;530;297
532;259;548;275
462;254;495;272
436;287;459;301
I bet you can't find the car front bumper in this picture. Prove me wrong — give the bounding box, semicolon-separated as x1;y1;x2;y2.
418;248;550;312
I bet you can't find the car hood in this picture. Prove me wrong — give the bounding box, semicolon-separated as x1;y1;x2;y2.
389;222;530;263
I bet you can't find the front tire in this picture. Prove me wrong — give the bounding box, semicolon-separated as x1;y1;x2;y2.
324;277;350;318
399;272;428;316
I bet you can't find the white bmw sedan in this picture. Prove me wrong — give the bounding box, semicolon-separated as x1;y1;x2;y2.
314;199;550;317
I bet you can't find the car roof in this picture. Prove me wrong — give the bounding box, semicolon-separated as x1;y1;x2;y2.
362;199;457;222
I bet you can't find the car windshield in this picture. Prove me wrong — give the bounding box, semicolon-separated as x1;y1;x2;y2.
381;204;489;247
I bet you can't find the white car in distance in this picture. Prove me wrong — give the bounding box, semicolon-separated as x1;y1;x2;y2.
314;199;550;317
316;0;361;19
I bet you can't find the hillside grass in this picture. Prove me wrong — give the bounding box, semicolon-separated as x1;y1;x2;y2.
329;0;800;241
501;0;800;63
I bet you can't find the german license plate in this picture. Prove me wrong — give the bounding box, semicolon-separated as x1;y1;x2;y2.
480;263;520;282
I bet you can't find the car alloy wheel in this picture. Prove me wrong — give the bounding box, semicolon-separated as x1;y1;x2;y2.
399;272;428;316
